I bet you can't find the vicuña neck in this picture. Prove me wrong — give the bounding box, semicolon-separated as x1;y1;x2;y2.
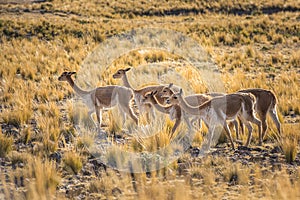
67;77;89;96
122;74;135;91
150;97;170;114
178;96;205;115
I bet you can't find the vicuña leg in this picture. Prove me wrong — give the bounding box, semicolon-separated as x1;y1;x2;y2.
95;107;103;129
249;116;262;145
206;125;216;150
222;122;235;150
88;110;98;128
239;117;253;147
120;102;138;125
259;113;268;141
231;119;240;140
190;117;202;130
183;114;193;131
269;107;281;137
171;118;181;136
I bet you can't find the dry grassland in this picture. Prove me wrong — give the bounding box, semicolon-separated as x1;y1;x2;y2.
0;0;299;199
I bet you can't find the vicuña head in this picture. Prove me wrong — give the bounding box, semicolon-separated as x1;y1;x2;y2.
58;71;76;81
142;91;158;103
166;88;183;105
158;83;174;98
112;67;131;79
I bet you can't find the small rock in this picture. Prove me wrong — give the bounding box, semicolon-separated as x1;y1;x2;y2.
270;154;278;160
4;127;20;137
49;151;62;163
112;187;122;196
252;147;264;152
190;147;201;157
270;146;282;154
82;169;92;176
237;146;251;151
271;162;282;171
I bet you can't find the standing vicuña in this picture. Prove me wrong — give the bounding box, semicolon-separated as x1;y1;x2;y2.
167;89;262;149
238;88;281;139
112;68;178;119
142;91;184;134
58;72;138;129
159;84;241;138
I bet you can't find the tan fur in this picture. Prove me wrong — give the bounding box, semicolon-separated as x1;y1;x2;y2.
159;84;241;138
167;89;262;149
142;91;183;135
113;68;178;118
58;71;138;128
233;92;262;146
238;88;281;139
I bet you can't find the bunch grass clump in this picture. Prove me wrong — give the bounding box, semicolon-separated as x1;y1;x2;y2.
63;151;83;174
280;124;299;163
0;133;13;158
14;157;61;200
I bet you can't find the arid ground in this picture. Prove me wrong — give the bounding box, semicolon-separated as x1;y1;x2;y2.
0;0;299;199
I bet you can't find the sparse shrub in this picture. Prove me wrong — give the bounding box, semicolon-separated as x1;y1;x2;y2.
0;133;13;157
48;102;60;118
77;133;94;149
277;124;299;163
271;53;283;64
192;129;203;147
63;151;83;174
25;158;61;199
216;131;228;146
89;171;127;198
224;163;250;185
131;138;144;152
281;137;298;164
42;139;58;154
145;128;172;152
21;127;32;144
37;115;61;153
272;34;284;44
92;30;105;43
289;50;300;67
107;109;123;134
190;164;203;179
1;1;300;199
282;141;297;164
70;102;96;128
9;151;30;167
106;147;128;169
89;179;108;194
2;106;33;128
245;45;255;58
2;111;22;128
144;51;167;63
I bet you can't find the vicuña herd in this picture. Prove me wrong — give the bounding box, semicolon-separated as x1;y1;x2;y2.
58;68;281;150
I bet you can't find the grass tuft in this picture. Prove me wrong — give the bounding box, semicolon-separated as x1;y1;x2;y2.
25;157;61;199
0;133;13;158
63;151;83;174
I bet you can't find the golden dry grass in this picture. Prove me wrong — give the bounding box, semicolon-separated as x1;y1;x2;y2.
0;0;299;199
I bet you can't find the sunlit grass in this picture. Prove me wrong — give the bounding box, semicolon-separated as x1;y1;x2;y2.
280;124;299;163
63;151;83;174
0;0;299;199
25;158;61;200
0;132;13;158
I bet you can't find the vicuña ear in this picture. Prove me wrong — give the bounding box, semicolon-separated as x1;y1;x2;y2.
179;88;183;95
125;67;131;72
168;83;173;88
